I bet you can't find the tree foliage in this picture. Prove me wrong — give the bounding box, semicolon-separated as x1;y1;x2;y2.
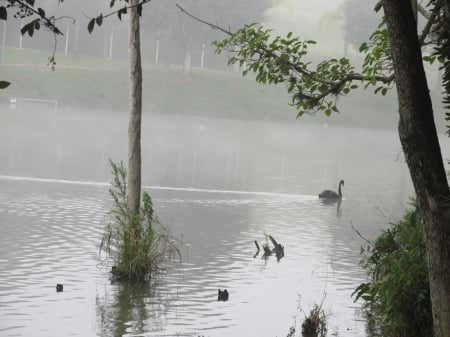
210;1;450;134
0;0;66;84
353;201;432;337
0;0;64;36
212;22;393;117
86;0;150;34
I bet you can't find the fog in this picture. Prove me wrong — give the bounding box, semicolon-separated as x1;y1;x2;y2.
0;0;371;64
264;0;344;45
0;1;448;337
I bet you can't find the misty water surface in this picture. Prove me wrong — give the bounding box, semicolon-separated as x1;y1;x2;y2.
0;105;431;337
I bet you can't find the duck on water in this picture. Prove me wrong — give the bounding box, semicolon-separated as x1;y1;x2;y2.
319;180;344;203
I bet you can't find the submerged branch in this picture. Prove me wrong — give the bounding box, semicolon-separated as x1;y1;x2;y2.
176;4;232;35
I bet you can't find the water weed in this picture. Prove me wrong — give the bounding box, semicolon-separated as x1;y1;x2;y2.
100;160;180;281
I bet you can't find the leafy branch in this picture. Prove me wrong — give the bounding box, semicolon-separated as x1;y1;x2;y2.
1;0;64;36
175;4;399;117
87;0;153;34
0;0;74;72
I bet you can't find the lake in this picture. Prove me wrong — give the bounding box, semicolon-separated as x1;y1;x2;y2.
0;105;426;337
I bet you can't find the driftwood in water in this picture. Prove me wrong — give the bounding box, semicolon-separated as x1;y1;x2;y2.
263;243;272;257
268;235;285;261
253;240;260;258
254;234;284;261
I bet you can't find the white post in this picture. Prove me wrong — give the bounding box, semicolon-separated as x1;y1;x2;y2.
64;22;70;56
103;32;108;58
200;43;205;69
155;39;159;64
109;27;114;60
19;19;23;49
1;21;6;67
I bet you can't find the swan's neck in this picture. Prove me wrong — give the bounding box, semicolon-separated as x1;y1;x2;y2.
338;182;342;197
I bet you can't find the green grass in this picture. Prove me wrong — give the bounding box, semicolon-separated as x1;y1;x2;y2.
1;47;299;120
3;46;446;131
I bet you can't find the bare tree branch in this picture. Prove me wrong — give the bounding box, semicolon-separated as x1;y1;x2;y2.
101;0;154;20
176;4;232;35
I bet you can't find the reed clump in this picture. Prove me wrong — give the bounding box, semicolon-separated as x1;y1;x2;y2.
100;160;180;281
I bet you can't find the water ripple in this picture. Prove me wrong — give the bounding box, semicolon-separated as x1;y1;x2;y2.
0;178;374;337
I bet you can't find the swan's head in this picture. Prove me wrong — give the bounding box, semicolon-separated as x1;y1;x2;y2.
340;180;345;186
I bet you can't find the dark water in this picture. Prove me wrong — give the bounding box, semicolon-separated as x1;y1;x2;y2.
0;105;434;337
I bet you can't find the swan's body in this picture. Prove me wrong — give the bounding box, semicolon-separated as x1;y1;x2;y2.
319;180;344;202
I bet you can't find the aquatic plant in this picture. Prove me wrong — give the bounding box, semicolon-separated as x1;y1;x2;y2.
100;160;180;281
301;302;327;337
352;199;432;337
286;294;328;337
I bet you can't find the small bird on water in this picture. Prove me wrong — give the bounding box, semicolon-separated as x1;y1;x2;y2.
218;289;229;301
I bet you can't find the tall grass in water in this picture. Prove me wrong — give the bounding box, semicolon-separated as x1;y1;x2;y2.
100;160;180;281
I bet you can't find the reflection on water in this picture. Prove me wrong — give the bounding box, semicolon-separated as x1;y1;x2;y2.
0;108;423;337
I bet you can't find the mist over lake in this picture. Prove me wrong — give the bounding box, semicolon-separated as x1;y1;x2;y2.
0;104;428;336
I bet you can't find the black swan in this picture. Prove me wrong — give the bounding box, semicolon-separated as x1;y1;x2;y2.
319;180;344;202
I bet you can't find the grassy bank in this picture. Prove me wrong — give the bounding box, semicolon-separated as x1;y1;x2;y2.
0;48;299;119
2;47;441;130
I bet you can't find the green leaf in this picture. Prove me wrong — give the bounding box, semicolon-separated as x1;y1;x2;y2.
423;55;436;65
87;18;95;34
96;14;103;26
37;8;45;18
0;6;7;21
118;7;127;21
359;42;368;52
0;80;11;89
21;21;36;37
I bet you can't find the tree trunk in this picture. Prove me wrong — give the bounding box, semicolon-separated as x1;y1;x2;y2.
383;1;450;337
127;0;142;218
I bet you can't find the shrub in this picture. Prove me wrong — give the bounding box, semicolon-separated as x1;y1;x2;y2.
100;160;180;281
352;200;432;337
